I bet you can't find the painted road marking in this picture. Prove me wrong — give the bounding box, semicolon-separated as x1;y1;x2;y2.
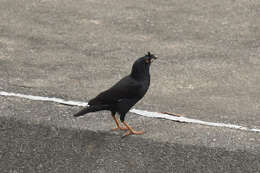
1;91;259;133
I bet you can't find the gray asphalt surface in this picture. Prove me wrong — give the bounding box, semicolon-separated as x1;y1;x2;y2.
0;0;260;172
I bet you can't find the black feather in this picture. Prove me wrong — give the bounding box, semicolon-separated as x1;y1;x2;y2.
73;53;156;122
73;105;110;117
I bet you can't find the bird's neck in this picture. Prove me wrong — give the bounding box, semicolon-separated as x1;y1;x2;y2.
130;65;150;81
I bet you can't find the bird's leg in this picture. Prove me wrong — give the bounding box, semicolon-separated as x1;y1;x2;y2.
111;115;128;130
122;121;144;137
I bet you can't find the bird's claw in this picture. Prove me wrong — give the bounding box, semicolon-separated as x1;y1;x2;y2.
122;130;144;138
112;126;128;131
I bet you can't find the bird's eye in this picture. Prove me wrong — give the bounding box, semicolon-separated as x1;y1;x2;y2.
145;59;150;63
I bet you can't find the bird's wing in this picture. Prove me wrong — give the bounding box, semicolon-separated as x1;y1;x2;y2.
89;76;142;106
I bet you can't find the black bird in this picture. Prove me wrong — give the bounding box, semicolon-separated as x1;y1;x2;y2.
74;52;157;137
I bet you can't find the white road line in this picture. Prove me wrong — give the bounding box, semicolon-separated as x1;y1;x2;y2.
1;90;260;133
0;91;88;107
130;109;260;133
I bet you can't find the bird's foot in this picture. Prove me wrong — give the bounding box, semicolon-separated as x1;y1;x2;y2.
122;130;144;138
112;126;128;131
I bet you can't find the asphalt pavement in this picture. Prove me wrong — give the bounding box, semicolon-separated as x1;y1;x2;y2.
0;0;260;172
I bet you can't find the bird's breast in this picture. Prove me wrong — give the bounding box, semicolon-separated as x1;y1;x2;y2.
138;80;150;97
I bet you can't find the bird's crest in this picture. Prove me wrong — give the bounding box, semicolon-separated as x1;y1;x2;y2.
145;52;157;60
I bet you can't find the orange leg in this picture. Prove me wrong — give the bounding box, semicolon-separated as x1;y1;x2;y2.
122;121;144;137
111;116;128;130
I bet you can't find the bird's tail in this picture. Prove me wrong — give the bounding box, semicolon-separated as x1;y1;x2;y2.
73;105;109;117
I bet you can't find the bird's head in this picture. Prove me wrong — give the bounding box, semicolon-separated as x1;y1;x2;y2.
131;52;158;80
144;51;158;64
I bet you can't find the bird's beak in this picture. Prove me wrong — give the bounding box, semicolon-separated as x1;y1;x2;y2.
150;55;158;63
